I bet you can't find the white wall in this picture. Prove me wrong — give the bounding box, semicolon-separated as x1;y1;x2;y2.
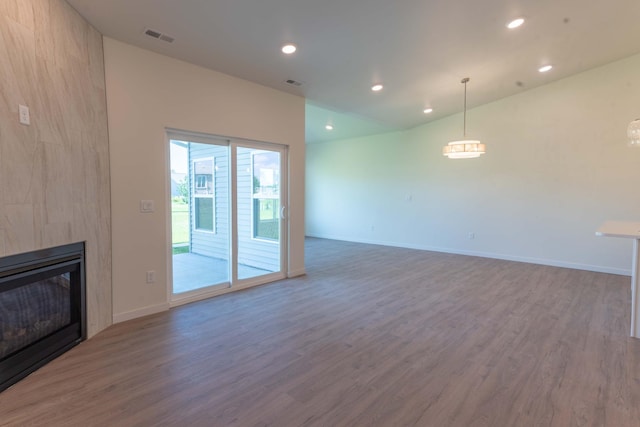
306;53;640;275
104;38;305;321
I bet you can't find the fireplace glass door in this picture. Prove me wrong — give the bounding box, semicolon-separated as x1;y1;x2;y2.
0;242;85;392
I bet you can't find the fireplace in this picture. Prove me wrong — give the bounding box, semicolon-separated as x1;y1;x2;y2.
0;242;86;392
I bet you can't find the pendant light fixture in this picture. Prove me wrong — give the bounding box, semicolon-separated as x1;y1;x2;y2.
443;78;486;159
628;118;640;147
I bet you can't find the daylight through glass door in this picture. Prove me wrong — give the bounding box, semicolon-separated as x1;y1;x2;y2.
236;146;282;280
169;134;287;301
170;138;230;294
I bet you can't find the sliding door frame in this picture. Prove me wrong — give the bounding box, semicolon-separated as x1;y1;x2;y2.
165;128;288;307
231;140;288;290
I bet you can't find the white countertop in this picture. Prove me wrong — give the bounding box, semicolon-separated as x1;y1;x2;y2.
596;221;640;239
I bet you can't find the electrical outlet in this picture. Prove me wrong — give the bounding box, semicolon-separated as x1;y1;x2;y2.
468;232;475;240
146;270;156;283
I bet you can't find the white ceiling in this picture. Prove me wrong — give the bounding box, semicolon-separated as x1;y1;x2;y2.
66;0;640;143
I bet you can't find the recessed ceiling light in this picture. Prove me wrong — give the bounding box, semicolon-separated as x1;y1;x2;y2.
538;64;553;73
371;84;383;92
423;108;433;114
325;124;334;130
281;44;297;54
507;18;525;29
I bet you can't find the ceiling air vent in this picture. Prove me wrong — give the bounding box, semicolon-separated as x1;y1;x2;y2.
284;79;303;87
144;28;175;43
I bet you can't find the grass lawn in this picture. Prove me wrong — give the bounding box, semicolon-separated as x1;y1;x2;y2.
172;202;189;245
172;245;189;255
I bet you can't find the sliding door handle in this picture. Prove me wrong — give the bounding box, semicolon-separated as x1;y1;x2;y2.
280;206;286;219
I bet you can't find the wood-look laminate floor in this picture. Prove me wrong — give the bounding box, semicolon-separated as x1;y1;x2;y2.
1;238;640;426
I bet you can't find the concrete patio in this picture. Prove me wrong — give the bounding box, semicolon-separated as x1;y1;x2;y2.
172;252;272;293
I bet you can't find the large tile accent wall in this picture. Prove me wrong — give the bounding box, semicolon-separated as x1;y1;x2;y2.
0;0;111;337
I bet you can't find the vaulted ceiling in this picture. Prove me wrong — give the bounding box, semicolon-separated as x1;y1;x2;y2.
67;0;640;142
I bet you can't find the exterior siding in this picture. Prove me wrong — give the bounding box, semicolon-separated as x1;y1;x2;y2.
237;149;280;272
189;143;229;260
188;144;279;272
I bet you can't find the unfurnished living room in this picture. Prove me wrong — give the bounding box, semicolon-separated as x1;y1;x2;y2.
1;0;640;426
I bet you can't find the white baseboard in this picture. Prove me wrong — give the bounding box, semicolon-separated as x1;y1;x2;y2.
305;233;631;277
112;302;170;324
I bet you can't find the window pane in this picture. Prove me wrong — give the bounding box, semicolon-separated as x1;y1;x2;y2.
195;197;214;231
252;151;280;241
252;152;279;196
193;159;214;195
253;198;279;240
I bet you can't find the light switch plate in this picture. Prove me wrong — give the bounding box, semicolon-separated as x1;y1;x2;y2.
146;270;156;283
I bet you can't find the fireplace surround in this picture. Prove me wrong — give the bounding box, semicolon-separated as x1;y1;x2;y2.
0;242;86;392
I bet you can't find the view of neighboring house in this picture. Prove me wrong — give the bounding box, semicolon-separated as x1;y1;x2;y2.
170;172;187;199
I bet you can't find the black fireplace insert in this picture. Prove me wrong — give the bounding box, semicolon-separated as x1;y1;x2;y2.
0;242;86;392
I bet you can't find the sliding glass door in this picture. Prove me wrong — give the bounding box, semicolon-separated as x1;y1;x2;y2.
168;131;287;302
235;145;284;281
170;137;230;294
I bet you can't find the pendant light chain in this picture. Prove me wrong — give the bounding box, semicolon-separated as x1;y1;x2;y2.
462;77;469;138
